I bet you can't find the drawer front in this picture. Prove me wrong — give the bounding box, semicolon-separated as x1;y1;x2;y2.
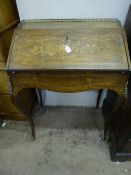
0;70;10;93
0;94;21;114
11;71;128;95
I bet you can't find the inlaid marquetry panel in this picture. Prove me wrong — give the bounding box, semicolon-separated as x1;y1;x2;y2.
7;19;130;71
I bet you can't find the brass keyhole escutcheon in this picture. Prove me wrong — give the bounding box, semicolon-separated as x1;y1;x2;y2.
65;33;72;53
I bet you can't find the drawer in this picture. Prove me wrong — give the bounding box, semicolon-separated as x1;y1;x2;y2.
10;71;128;94
0;94;21;114
0;70;10;93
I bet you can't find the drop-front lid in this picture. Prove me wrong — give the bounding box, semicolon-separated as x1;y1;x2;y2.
7;19;131;71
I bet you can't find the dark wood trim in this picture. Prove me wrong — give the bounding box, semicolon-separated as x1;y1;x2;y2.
0;19;19;34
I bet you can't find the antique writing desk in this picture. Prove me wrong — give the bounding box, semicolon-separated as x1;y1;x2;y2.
6;19;131;143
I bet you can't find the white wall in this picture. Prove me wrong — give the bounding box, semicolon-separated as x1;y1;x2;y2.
16;0;130;106
16;0;130;25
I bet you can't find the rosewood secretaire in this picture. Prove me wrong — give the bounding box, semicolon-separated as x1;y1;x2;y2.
6;19;131;160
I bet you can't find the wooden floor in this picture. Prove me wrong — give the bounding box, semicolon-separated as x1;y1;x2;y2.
0;106;130;175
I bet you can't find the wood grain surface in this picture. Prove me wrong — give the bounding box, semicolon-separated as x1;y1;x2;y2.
7;19;130;71
0;0;19;28
0;0;19;62
0;70;10;93
0;1;36;123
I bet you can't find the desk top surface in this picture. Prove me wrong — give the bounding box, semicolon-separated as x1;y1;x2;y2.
7;19;131;72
